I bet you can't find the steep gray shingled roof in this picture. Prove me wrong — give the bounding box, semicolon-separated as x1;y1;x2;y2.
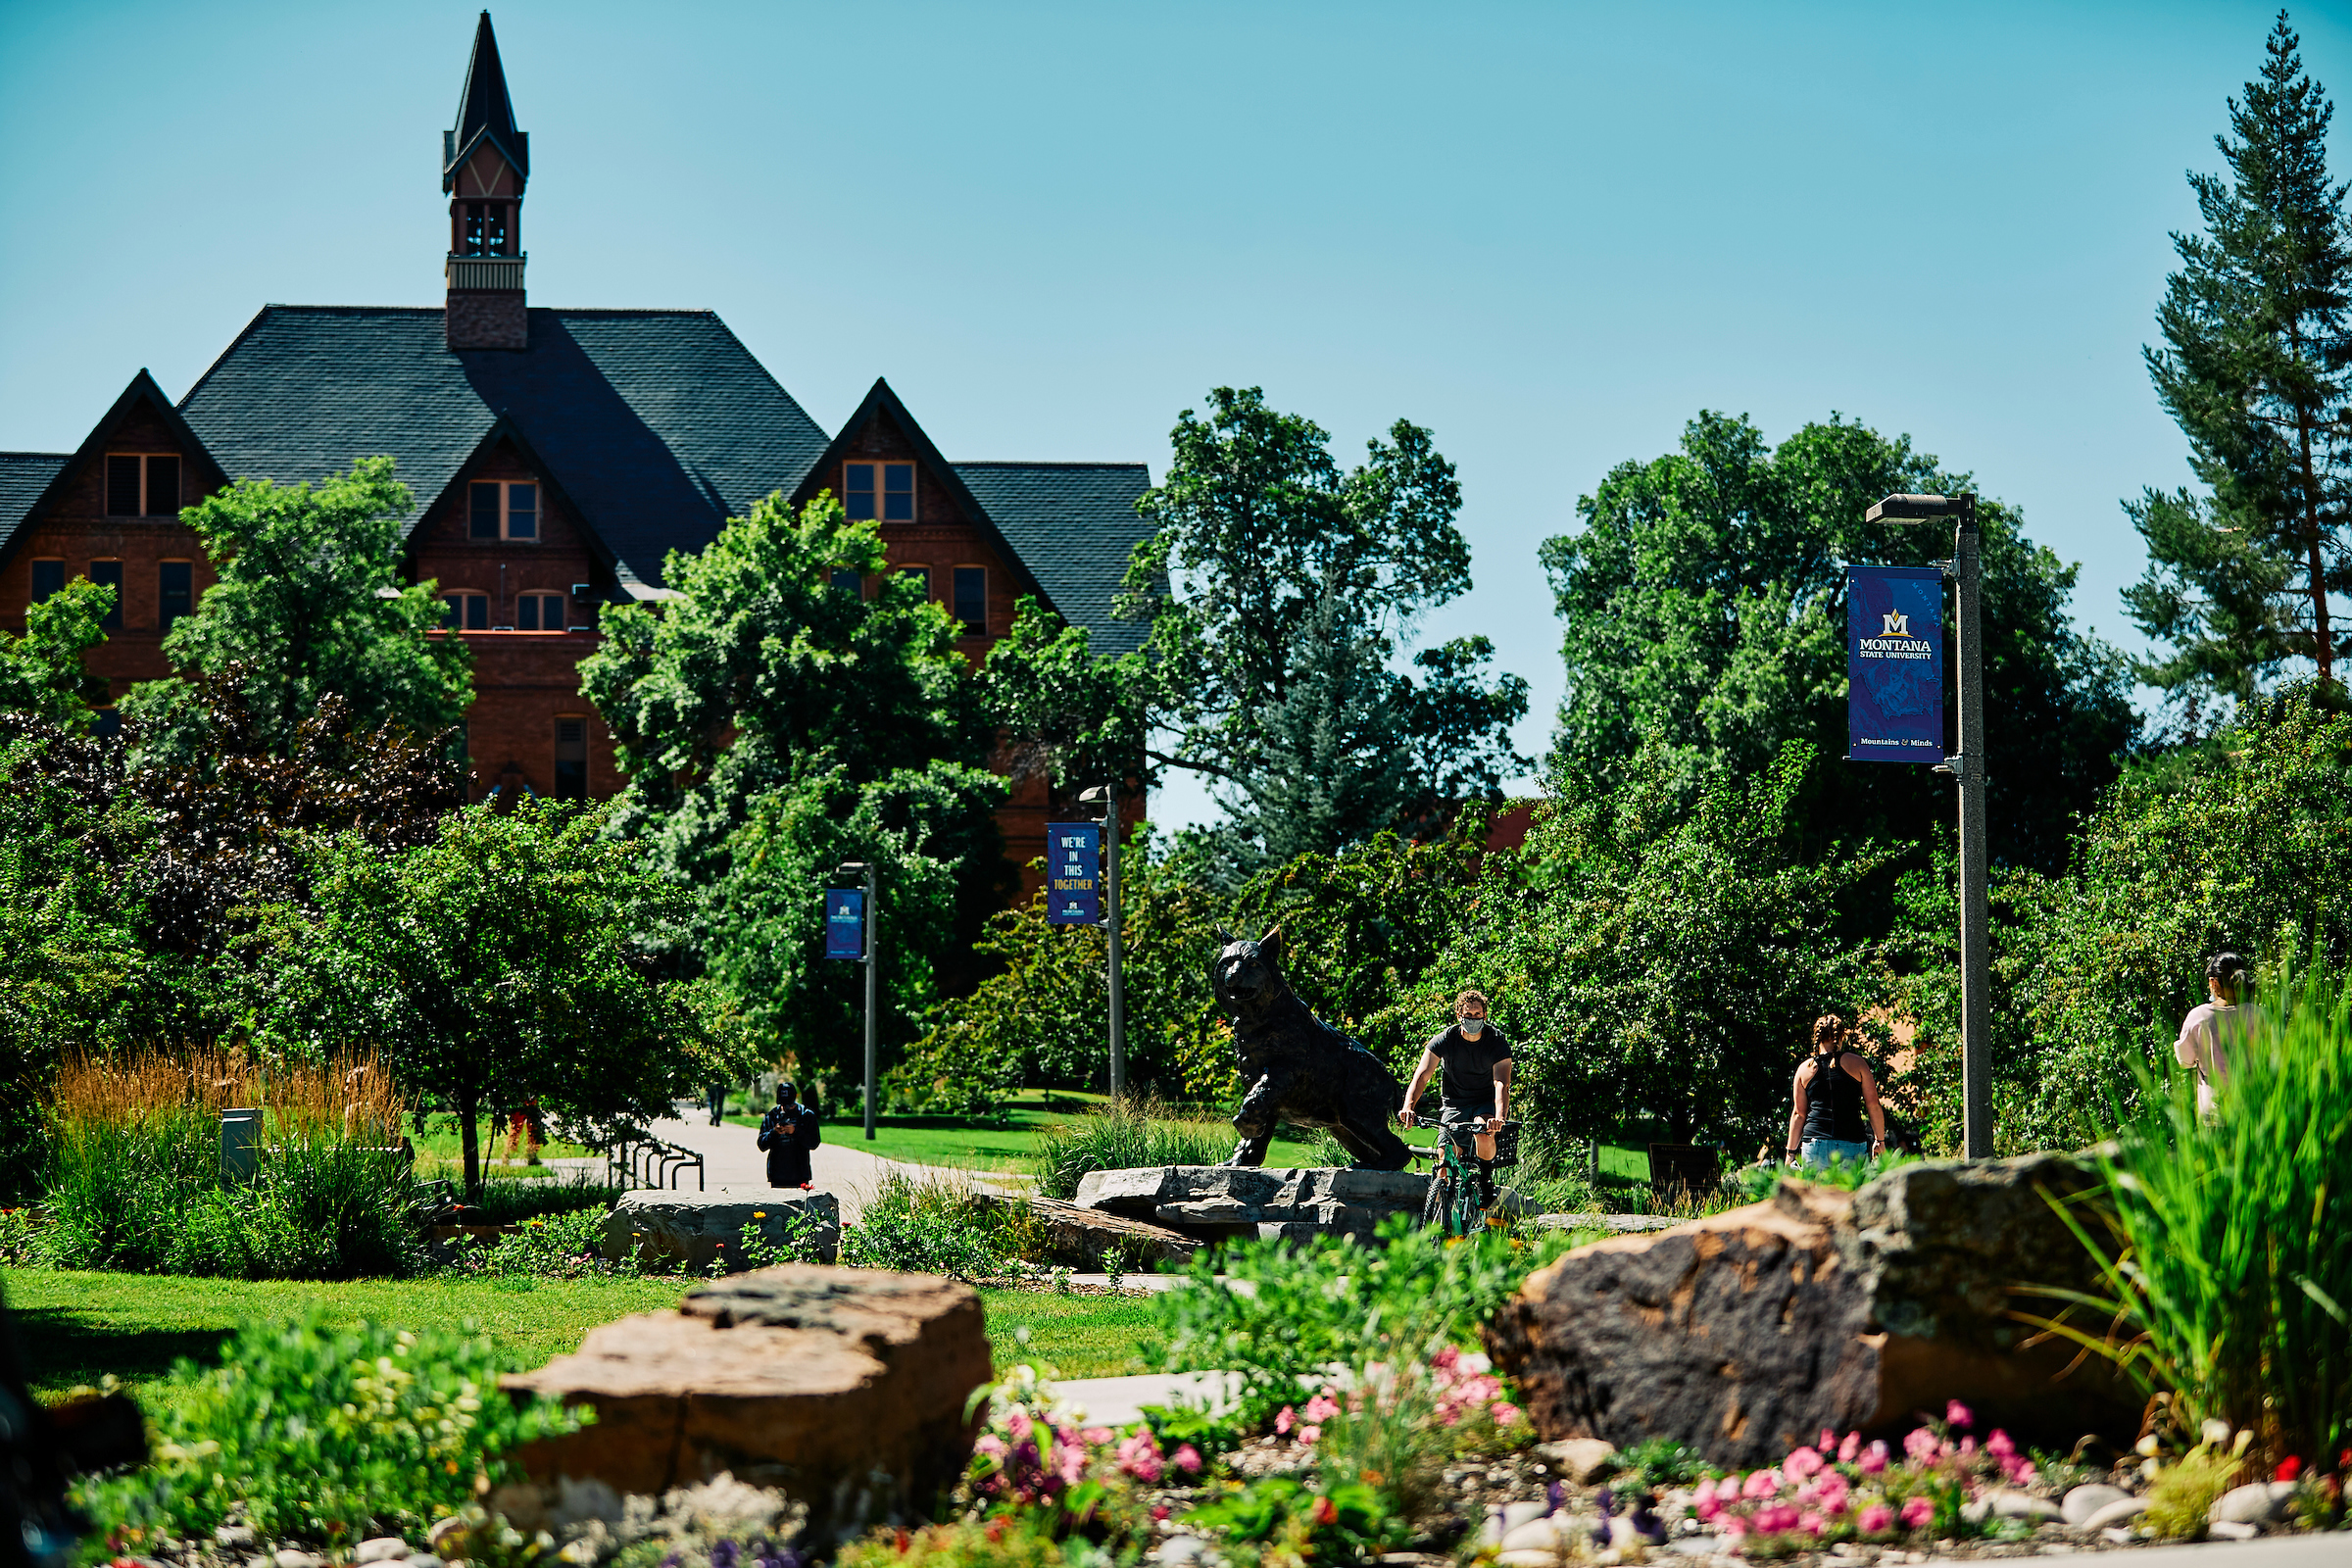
956;462;1159;659
177;306;828;593
0;454;69;560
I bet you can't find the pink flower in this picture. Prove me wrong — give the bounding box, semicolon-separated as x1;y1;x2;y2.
1491;1401;1522;1427
1741;1467;1785;1499
1986;1430;2015;1459
1152;1505;1170;1523
974;1434;1007;1460
1275;1405;1296;1436
1816;1472;1850;1515
1720;1514;1749;1540
1693;1481;1723;1522
1904;1427;1940;1463
1303;1393;1341;1424
1799;1512;1826;1537
1082;1426;1114;1446
1958;1436;1977;1458
1860;1441;1889;1476
1857;1504;1893;1535
1434;1345;1462;1373
1116;1432;1164;1483
1005;1411;1032;1441
1754;1503;1799;1534
1298;1424;1322;1446
1838;1431;1861;1464
1899;1495;1935;1531
1785;1446;1825;1479
1820;1428;1838;1451
1945;1399;1973;1429
1173;1445;1202;1475
1056;1441;1088;1486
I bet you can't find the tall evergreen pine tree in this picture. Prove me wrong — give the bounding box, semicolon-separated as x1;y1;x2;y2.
2127;10;2352;712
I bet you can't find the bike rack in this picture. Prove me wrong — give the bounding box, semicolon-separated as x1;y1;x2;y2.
604;1136;706;1192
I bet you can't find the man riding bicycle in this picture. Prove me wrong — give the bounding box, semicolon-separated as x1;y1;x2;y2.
1397;990;1512;1215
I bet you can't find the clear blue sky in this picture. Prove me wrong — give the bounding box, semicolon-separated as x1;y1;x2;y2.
3;0;2342;828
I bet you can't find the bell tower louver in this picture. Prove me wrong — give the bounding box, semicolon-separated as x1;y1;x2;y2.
442;12;529;350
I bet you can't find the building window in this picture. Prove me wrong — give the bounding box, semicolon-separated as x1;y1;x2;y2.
953;566;987;637
468;480;538;540
845;463;913;521
89;561;122;630
553;716;588;801
898;565;930;597
444;591;490;631
829;567;863;597
460;202;513;257
516;592;565;630
160;561;193;632
105;454;179;517
29;561;63;605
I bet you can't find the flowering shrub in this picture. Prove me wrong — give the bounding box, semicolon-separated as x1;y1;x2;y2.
1183;1475;1401;1568
964;1366;1201;1543
1688;1403;2032;1552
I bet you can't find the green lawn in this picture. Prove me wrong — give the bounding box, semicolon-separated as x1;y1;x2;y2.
3;1269;687;1423
981;1288;1163;1379
3;1268;1165;1421
726;1096;1325;1174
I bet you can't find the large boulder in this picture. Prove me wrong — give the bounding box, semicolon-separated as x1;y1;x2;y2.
1075;1164;1429;1243
504;1265;990;1540
968;1193;1201;1270
602;1189;841;1271
1485;1152;2141;1468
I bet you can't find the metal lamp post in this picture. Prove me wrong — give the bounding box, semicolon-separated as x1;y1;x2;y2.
1864;492;1991;1158
1077;785;1125;1100
834;859;878;1140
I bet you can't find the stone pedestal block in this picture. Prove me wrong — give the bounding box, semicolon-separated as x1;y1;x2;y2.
968;1194;1200;1270
1075;1164;1430;1244
1485;1152;2141;1468
504;1266;990;1540
602;1188;840;1272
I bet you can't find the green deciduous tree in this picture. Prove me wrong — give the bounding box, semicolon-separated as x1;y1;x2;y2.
1375;742;1890;1150
1066;387;1525;864
1544;412;2135;873
255;798;687;1198
0;577;114;729
1944;683;2352;1152
122;457;470;753
2128;13;2352;711
889;826;1235;1110
579;492;1008;1080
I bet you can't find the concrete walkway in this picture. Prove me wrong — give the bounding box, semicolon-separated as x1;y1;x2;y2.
618;1105;1027;1222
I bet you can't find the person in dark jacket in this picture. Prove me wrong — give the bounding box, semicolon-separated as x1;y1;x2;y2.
757;1081;821;1188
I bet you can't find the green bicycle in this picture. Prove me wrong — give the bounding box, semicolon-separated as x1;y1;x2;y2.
1417;1119;1520;1237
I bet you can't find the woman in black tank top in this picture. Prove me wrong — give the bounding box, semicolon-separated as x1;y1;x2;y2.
1785;1014;1886;1172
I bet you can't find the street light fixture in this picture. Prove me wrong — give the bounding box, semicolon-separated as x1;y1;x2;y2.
833;860;879;1141
1866;491;1991;1159
1076;786;1126;1100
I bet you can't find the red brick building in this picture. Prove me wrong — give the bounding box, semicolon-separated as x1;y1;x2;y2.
0;13;1152;883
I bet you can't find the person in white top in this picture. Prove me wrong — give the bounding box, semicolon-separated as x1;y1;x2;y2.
2175;952;2259;1118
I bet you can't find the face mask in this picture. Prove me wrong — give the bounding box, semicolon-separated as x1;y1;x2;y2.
1459;1018;1486;1037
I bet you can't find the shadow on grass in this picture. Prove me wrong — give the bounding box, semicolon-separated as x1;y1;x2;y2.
7;1305;231;1394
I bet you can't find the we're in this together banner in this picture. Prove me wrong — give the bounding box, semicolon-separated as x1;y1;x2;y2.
1846;564;1945;764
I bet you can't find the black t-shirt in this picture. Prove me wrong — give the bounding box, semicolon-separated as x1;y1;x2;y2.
1427;1023;1511;1113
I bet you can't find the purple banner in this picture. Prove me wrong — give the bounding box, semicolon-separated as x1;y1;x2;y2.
1046;822;1102;924
1847;564;1945;764
824;888;865;960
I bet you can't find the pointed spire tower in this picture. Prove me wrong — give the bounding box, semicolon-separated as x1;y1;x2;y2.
442;12;529;350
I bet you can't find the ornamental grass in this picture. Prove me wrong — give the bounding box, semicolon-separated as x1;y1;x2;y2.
2029;957;2352;1471
44;1047;417;1279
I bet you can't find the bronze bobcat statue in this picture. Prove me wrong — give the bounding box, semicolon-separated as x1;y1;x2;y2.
1211;927;1412;1171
